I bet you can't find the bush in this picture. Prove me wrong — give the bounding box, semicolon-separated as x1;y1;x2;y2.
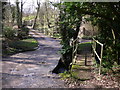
3;26;16;40
8;38;38;51
18;26;30;39
2;38;39;56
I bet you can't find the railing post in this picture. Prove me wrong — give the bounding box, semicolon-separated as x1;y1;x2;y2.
92;38;103;75
85;52;87;66
99;44;103;75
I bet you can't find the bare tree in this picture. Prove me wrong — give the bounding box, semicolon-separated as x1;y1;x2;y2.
8;0;16;26
16;0;21;28
39;7;44;29
44;2;51;28
20;0;23;26
32;0;40;29
16;0;25;28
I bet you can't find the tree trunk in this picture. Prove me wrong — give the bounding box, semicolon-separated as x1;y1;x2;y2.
16;1;21;28
52;23;81;74
20;1;23;27
45;2;51;28
52;31;80;73
33;1;40;29
52;48;73;74
52;3;81;74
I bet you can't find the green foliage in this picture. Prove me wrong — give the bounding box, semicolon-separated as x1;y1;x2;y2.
18;26;30;39
79;2;120;69
101;64;120;74
3;26;16;40
101;67;110;75
56;2;82;68
59;71;71;78
72;65;81;69
23;16;35;21
9;38;38;51
59;71;80;79
2;38;38;56
53;33;61;39
59;65;90;81
59;45;72;54
54;2;120;73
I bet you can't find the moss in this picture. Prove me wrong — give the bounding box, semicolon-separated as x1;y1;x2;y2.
59;64;92;81
59;71;71;79
72;65;81;69
59;70;90;81
71;71;79;79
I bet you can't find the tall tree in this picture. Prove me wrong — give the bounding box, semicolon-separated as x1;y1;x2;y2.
52;2;120;74
32;0;40;29
1;1;7;29
16;0;21;28
16;0;25;28
52;2;82;73
10;5;16;25
20;0;23;27
44;2;51;28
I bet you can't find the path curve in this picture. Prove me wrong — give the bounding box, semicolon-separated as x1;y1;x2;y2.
2;29;66;88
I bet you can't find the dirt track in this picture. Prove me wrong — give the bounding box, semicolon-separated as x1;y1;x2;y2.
2;29;66;88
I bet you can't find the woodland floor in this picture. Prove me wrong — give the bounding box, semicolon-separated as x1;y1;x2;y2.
1;28;120;89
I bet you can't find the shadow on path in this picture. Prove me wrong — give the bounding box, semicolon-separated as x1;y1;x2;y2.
2;30;65;88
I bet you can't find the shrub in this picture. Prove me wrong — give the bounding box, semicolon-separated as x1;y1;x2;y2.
18;26;30;39
3;26;16;40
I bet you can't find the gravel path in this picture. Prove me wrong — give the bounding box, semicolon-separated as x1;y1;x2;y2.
2;30;66;88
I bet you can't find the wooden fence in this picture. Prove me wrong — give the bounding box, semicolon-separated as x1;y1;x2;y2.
92;38;103;75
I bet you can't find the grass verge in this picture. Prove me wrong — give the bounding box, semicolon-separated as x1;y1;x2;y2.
2;38;39;57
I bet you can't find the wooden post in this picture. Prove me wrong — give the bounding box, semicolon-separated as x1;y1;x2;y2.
99;44;103;75
85;53;87;66
92;38;103;75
